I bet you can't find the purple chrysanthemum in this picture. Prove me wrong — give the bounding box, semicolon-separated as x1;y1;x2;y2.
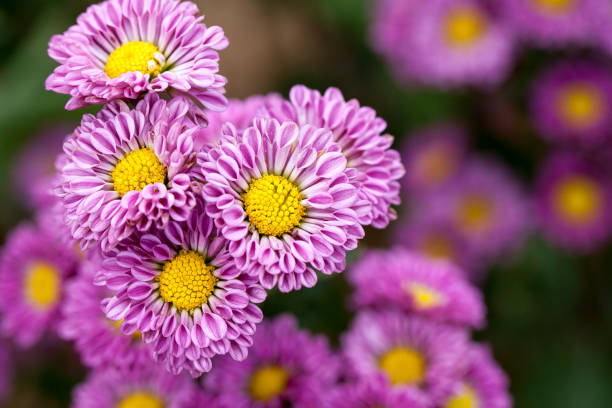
199;117;366;292
71;361;195;408
0;223;77;347
342;310;470;405
97;200;266;377
59;252;153;369
534;152;612;251
263;85;404;228
530;61;612;146
414;158;529;262
348;249;485;329
56;93;201;251
326;375;427;408
46;0;228;112
441;344;511;408
204;315;338;408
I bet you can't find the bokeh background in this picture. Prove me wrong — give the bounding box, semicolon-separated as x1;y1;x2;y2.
1;0;611;407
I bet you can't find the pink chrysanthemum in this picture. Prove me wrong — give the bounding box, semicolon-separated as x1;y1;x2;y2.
342;310;470;405
46;0;228;112
0;223;77;347
204;315;339;408
441;344;511;408
97;200;266;377
199;117;366;292
59;252;153;369
56;93;200;251
263;85;404;228
326;375;427;408
534;152;612;251
348;249;485;329
71;362;195;408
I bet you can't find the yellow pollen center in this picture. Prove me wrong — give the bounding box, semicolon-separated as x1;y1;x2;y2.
414;148;455;186
249;365;289;402
111;148;166;197
445;383;480;408
116;392;164;408
105;41;162;79
379;347;426;386
445;7;487;47
553;176;602;224
420;234;456;261
156;250;217;312
403;282;446;309
557;84;603;129
242;174;305;237
456;195;494;232
532;0;576;14
24;262;60;310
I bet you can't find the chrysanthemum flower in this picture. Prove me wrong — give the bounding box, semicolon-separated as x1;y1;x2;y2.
534;152;612;251
71;362;195;408
97;201;266;376
263;85;404;229
402;123;467;195
414;158;529;262
530;62;612;146
204;315;338;408
441;344;511;408
0;223;77;347
348;249;485;329
60;252;152;369
199;117;366;292
326;375;427;408
342;310;470;405
56;93;201;251
46;0;228;112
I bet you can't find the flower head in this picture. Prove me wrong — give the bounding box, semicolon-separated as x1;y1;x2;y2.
326;375;427;408
263;85;404;228
204;315;338;408
46;0;228;112
0;223;77;347
200;117;365;292
348;249;485;329
97;200;266;376
56;93;200;251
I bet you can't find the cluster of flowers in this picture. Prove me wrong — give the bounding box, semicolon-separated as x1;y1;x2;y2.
370;0;612;86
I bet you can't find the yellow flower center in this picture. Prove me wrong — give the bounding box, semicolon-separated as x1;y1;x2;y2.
456;195;494;232
116;392;164;408
156;250;217;312
557;84;603;129
105;41;162;79
532;0;576;14
24;262;60;310
242;174;305;237
420;234;456;261
414;147;455;186
403;282;446;309
249;365;289;402
553;176;602;224
111;148;167;197
379;347;426;386
445;383;480;408
445;7;487;47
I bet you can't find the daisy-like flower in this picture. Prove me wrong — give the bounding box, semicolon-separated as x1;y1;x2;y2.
204;315;338;408
0;223;77;347
56;93;200;251
326;375;426;408
348;249;485;329
415;158;529;262
404;0;515;86
71;362;195;408
98;200;266;376
342;310;470;405
46;0;228;112
534;152;612;251
199;117;365;292
59;252;152;369
530;61;612;146
441;344;511;408
263;85;404;229
402;123;467;195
